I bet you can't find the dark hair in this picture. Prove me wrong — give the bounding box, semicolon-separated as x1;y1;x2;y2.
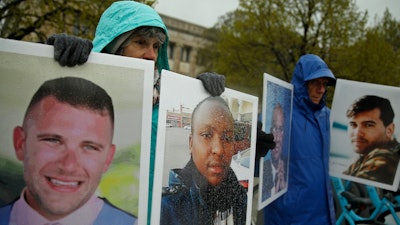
191;96;232;133
346;95;394;126
25;76;114;126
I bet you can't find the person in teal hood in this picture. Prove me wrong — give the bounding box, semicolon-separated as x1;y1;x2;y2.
92;1;169;72
264;54;336;225
46;1;225;224
91;2;170;224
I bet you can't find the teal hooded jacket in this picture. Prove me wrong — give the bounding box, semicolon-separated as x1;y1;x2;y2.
92;1;170;223
92;1;169;73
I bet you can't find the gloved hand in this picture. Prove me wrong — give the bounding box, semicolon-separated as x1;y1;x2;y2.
196;72;225;96
254;121;275;177
255;121;275;160
46;33;93;67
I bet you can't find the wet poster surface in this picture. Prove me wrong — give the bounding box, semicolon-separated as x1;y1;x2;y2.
329;79;400;191
259;73;293;209
152;70;258;225
0;38;153;224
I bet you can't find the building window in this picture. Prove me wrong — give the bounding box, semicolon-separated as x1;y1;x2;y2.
180;46;192;62
168;42;175;59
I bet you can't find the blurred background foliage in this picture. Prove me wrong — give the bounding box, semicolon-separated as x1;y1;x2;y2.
98;144;141;216
1;0;399;103
198;0;400;105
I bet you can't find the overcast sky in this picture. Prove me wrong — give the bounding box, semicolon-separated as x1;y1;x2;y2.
154;0;400;28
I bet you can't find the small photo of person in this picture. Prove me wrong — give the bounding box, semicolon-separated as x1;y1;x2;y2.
1;39;156;225
329;79;400;191
160;96;248;225
259;74;292;209
342;95;400;185
0;77;136;224
261;104;289;202
150;71;258;225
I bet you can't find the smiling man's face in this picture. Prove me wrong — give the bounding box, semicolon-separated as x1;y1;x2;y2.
13;96;115;220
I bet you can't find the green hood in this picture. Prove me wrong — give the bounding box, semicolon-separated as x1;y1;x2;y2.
92;1;169;72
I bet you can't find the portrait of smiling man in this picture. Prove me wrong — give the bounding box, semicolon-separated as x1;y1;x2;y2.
0;76;136;225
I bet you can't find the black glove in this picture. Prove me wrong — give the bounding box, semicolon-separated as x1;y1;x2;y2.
46;33;93;67
196;72;225;96
255;121;275;160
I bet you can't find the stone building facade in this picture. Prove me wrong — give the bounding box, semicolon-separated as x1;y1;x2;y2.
160;14;212;77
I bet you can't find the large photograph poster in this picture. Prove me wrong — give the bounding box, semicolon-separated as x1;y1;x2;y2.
151;71;258;225
329;79;400;191
259;73;293;209
0;38;153;224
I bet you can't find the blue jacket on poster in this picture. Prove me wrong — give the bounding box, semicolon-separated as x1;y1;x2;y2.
264;54;336;225
160;159;248;225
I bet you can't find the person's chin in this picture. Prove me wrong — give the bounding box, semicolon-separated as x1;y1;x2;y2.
310;98;320;104
208;165;226;175
208;177;224;186
353;147;365;154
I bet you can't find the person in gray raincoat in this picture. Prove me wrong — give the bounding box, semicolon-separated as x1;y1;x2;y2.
264;54;336;225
